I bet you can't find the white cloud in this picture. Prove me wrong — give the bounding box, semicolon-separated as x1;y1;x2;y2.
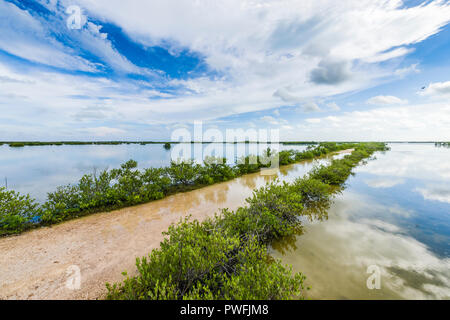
358;143;450;181
367;95;408;105
75;0;450;66
310;60;351;84
419;81;450;98
68;0;450;116
365;178;405;188
416;186;450;204
305;118;321;124
82;126;126;137
359;219;402;233
326;102;341;111
364;47;413;63
301;102;321;113
0;1;96;72
2;0;450;139
261;116;277;124
260;115;288;126
0;1;149;76
395;63;421;76
288;102;450;141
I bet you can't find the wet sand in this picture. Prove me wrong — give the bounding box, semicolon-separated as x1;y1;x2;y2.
0;150;351;300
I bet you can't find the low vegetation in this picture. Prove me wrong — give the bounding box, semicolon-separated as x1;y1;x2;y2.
281;141;318;145
435;142;450;148
0;188;40;235
105;143;388;300
8;143;26;148
2;141;324;147
2;141;171;147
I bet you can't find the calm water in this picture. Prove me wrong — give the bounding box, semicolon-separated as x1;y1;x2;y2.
272;143;450;299
0;143;308;202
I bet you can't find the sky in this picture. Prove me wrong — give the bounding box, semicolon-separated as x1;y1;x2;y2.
0;0;449;141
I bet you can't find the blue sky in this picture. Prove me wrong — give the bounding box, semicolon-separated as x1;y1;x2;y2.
0;0;449;141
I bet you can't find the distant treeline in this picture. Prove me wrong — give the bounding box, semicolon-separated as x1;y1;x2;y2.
1;141;338;148
1;141;171;147
435;142;450;148
1;142;371;236
281;141;318;145
105;142;389;300
2;141;447;148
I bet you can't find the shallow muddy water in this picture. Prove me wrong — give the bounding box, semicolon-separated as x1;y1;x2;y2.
272;143;450;300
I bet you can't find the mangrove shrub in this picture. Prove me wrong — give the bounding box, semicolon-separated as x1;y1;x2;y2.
0;187;41;235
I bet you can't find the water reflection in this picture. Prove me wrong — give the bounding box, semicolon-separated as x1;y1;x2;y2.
272;143;450;300
415;185;450;204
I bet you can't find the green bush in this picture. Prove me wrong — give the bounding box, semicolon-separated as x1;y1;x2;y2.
42;168;117;224
109;160;143;204
9;143;25;148
106;216;305;300
278;150;295;166
167;160;201;186
308;143;388;186
107;218;238;299
244;182;304;242
197;157;236;184
42;185;81;224
235;155;263;174
0;188;41;235
140;167;171;200
309;161;353;186
292;178;331;206
185;240;306;300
